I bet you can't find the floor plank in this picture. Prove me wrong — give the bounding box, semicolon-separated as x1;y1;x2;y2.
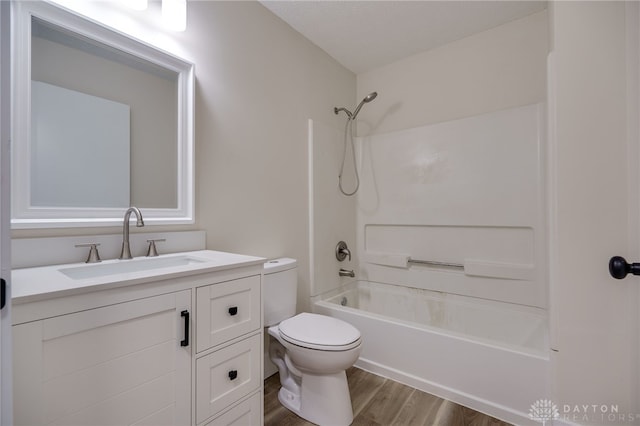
391;388;450;426
346;366;387;417
264;367;512;426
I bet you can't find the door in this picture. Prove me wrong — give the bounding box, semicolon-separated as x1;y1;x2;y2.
0;1;12;425
548;1;640;420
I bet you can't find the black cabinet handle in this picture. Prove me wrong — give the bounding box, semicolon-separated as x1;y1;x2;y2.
228;370;238;380
0;278;5;310
180;310;189;347
228;306;238;316
609;256;640;279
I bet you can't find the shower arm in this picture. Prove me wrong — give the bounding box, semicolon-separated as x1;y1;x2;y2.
334;107;353;119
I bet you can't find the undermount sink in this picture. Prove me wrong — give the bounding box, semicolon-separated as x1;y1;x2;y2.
59;255;206;280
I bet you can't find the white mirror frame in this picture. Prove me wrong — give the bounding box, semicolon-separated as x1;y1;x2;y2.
11;1;194;229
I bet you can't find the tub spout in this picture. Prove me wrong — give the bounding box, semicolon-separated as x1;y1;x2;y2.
339;268;355;278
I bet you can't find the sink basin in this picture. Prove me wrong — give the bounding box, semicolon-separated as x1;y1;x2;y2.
60;255;206;280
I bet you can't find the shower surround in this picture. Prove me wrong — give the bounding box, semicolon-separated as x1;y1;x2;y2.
309;103;548;424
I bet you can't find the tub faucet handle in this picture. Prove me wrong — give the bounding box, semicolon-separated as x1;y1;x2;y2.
336;241;351;262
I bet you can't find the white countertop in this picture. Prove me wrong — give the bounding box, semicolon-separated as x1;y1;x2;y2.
12;250;265;304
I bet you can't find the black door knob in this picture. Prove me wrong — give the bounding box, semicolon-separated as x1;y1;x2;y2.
609;256;640;279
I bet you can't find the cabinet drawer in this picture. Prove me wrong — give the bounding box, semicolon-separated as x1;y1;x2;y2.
196;275;260;352
196;334;261;424
202;392;262;426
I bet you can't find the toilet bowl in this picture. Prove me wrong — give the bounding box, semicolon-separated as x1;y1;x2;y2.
264;259;362;426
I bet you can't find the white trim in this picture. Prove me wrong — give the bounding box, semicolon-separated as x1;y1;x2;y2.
626;0;640;415
308;119;315;297
10;1;195;228
0;1;12;424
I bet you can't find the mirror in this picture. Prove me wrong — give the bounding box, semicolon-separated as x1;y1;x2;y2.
11;1;194;228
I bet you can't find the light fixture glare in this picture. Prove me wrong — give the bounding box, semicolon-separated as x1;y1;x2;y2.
123;0;148;11
162;0;187;32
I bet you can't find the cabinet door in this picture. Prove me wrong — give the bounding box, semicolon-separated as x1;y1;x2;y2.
13;290;191;426
196;275;260;353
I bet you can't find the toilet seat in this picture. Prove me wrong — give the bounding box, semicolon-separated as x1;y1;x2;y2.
279;312;361;351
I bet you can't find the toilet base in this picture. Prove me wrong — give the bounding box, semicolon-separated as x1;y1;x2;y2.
278;386;301;414
279;370;354;426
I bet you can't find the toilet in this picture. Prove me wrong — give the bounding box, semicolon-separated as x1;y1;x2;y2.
264;258;362;426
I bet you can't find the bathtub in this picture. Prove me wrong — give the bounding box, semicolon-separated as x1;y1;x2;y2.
313;280;549;425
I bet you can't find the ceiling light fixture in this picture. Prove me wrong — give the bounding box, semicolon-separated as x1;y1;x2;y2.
162;0;187;32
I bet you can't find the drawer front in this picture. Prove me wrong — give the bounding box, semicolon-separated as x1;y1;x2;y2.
196;275;261;352
196;334;261;424
203;392;262;426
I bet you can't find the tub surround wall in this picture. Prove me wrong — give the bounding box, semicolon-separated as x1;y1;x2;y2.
350;9;548;309
355;104;546;308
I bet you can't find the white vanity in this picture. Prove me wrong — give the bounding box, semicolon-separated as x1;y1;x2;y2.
11;250;265;426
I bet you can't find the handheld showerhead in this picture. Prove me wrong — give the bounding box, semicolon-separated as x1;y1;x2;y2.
351;92;377;119
364;92;378;102
333;91;378;196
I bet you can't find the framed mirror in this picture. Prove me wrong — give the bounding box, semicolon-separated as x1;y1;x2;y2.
11;1;194;228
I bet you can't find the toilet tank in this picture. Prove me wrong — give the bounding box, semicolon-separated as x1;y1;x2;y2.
263;258;297;326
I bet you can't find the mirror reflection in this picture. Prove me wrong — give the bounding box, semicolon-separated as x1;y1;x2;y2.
31;17;178;209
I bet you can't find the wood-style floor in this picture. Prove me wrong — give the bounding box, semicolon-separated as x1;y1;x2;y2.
264;367;512;426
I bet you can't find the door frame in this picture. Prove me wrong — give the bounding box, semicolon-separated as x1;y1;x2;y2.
0;1;12;425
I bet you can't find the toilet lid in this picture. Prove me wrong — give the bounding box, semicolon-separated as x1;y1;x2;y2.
278;312;361;351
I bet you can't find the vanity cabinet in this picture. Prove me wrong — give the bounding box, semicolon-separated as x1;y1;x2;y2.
11;254;264;426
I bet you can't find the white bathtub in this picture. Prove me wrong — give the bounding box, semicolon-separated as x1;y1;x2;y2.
313;280;549;425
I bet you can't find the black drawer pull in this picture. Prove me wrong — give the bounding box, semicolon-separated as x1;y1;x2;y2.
228;370;238;380
180;310;189;347
228;306;238;316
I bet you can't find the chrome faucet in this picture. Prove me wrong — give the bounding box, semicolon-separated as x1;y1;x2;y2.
339;268;355;278
119;207;144;260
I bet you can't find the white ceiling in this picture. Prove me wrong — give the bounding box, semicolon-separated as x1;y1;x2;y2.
260;1;547;74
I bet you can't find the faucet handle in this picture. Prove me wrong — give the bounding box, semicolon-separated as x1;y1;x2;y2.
146;239;166;257
75;243;101;263
336;241;351;262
